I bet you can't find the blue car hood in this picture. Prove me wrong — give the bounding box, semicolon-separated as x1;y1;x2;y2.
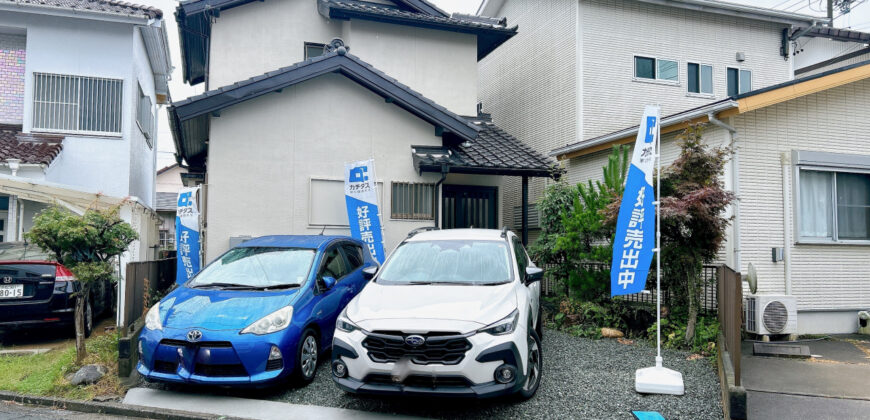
159;287;299;331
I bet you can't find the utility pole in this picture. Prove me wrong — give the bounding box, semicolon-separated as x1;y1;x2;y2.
828;0;834;24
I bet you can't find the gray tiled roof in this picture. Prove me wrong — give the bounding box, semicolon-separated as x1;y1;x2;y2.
794;26;870;42
413;117;562;178
0;124;63;165
155;192;177;212
3;0;162;18
319;0;512;32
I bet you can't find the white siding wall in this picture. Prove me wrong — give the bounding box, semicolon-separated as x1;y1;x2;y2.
797;51;870;78
478;0;578;230
129;26;158;208
733;79;870;313
579;0;792;139
793;36;868;73
205;74;500;261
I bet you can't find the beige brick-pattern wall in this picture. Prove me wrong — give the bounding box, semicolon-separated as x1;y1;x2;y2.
478;0;578;233
733;79;870;311
579;0;792;140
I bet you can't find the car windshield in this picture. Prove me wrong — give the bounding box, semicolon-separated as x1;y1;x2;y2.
189;247;315;289
377;240;513;285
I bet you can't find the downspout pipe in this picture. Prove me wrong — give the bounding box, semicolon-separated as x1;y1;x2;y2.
707;113;742;272
433;165;449;228
780;153;793;295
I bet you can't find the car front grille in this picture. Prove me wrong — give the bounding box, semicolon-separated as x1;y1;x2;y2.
364;373;471;388
153;360;178;374
159;339;233;348
194;363;247;377
362;331;472;365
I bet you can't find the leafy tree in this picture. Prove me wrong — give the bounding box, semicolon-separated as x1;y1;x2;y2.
27;205;137;362
527;181;575;292
553;145;629;300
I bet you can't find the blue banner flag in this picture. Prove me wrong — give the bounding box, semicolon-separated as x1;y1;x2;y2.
611;105;659;296
345;159;386;263
175;186;202;284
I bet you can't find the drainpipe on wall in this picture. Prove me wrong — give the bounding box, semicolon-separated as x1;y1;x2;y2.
707;113;741;272
432;165;449;229
781;153;793;295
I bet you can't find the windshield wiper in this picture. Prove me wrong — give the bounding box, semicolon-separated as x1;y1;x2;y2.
257;284;302;290
190;282;258;290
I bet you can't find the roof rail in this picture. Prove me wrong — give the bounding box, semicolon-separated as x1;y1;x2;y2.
407;226;439;238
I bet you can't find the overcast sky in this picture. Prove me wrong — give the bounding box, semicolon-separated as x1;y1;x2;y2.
147;0;870;169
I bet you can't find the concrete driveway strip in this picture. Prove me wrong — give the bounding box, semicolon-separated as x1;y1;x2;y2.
123;388;422;420
741;356;870;400
748;391;870;420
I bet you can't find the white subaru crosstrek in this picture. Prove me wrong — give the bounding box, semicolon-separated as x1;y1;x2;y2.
331;228;543;399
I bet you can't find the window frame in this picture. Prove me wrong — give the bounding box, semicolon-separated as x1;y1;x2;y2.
304;42;326;60
632;55;680;85
390;181;436;221
794;160;870;246
686;61;714;98
726;66;752;97
136;82;154;147
31;72;124;137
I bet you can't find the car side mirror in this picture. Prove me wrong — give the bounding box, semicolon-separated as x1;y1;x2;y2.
525;266;543;285
321;276;337;290
362;266;378;280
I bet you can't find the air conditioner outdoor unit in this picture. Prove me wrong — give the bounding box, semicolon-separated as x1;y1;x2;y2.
744;294;797;336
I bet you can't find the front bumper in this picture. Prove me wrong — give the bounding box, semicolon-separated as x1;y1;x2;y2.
332;328;528;398
136;326;295;386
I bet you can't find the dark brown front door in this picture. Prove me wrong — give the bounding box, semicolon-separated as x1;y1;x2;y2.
442;185;498;229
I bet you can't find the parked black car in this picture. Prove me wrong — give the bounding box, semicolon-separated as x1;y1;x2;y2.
0;261;113;337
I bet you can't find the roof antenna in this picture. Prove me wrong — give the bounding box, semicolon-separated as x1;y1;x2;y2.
500;226;509;238
319;225;327;235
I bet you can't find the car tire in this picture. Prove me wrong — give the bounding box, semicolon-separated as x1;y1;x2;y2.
536;304;543;340
516;329;543;400
292;328;319;385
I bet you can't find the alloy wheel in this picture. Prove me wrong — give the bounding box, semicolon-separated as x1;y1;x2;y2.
523;335;541;392
300;335;318;378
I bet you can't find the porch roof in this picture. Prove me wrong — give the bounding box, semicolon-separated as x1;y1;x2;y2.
0;124;64;166
412;117;562;178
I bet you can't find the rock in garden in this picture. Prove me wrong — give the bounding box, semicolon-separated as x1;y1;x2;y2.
70;364;107;385
601;327;624;338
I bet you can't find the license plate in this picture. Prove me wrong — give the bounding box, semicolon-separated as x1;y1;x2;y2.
0;284;23;298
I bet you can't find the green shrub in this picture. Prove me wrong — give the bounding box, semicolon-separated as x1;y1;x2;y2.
648;314;719;356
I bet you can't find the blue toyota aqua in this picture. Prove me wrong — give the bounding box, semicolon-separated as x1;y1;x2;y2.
137;235;376;386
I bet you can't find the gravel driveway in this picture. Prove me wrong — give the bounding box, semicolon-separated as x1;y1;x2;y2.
147;329;721;419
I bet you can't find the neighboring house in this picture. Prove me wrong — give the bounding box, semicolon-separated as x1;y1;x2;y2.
476;0;827;239
170;0;559;261
553;60;870;334
0;0;172;325
0;0;172;236
155;163;189;251
792;26;870;78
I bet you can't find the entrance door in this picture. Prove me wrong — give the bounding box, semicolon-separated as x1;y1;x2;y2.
442;185;498;229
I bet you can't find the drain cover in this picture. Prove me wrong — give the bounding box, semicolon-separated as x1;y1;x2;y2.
753;342;810;358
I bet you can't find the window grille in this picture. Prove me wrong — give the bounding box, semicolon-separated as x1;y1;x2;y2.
391;182;435;220
32;73;123;135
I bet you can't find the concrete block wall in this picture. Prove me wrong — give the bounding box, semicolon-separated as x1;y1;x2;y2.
0;34;25;124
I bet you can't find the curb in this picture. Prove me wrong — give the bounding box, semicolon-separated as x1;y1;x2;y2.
0;390;246;420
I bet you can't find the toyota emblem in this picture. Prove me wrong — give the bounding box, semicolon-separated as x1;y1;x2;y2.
186;330;203;343
1;276;11;284
404;335;425;347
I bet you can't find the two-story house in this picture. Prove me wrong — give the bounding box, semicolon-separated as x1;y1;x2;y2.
0;0;172;239
477;0;823;239
170;0;559;261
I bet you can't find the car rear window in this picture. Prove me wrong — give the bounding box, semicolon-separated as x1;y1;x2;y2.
0;263;55;277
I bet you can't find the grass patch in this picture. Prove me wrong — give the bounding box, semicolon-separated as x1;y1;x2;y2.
0;333;123;400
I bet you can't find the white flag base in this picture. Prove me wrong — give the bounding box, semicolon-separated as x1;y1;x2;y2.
635;356;685;395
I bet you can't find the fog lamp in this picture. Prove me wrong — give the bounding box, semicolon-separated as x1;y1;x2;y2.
268;345;282;360
495;364;516;384
332;360;348;378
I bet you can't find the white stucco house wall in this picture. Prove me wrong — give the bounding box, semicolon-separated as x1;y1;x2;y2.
170;0;559;262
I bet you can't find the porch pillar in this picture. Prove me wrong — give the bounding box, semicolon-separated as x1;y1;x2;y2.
521;176;528;246
7;195;17;242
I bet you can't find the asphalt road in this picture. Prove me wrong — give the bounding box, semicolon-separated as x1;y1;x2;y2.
144;329;723;419
0;401;145;420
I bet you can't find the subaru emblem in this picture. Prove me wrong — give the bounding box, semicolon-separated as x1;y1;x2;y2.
404;335;425;347
186;329;203;343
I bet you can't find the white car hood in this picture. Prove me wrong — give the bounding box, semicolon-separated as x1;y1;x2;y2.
347;281;517;333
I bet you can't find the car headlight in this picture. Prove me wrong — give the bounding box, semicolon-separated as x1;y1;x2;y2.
336;308;359;333
240;306;293;335
478;309;519;336
144;302;162;331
